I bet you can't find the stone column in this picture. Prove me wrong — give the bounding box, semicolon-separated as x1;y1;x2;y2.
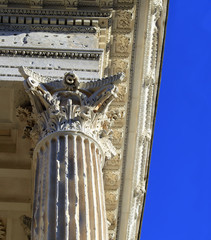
19;67;123;240
33;131;106;240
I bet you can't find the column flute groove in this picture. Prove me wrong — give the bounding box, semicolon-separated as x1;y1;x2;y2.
48;138;57;239
74;135;80;240
82;138;91;240
55;137;60;238
43;143;50;239
64;135;69;240
89;142;98;239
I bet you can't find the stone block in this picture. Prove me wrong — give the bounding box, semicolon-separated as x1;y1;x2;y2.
33;17;40;24
75;19;82;25
10;16;17;24
83;19;90;26
18;17;25;24
26;17;32;24
92;20;98;27
67;19;73;25
2;16;9;23
50;18;57;25
58;18;65;25
41;18;48;24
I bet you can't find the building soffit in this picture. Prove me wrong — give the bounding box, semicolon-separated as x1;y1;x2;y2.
0;0;168;239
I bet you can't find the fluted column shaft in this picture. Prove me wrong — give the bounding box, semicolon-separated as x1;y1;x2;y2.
32;131;108;240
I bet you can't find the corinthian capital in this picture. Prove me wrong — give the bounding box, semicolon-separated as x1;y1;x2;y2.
19;67;124;159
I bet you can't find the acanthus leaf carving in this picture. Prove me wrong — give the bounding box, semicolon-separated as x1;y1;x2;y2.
19;67;124;160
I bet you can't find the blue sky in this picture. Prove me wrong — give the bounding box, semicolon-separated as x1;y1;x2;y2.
141;1;211;240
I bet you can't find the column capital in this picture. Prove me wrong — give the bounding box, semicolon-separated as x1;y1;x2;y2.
19;67;124;159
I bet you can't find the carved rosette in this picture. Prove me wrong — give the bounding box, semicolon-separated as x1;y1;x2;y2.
19;67;124;240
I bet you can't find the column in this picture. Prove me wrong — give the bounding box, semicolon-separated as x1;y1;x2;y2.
19;67;123;240
32;132;107;240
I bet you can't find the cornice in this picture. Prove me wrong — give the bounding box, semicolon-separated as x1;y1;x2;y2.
137;1;169;238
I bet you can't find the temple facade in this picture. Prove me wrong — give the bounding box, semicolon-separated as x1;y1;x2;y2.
0;0;168;239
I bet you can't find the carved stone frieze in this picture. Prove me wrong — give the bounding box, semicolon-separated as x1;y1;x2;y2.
111;59;129;76
105;190;119;208
107;109;125;121
112;129;124;144
116;83;128;102
104;152;121;169
100;2;135;238
107;210;117;229
104;170;121;189
116;0;166;239
116;10;134;30
0;24;96;33
114;35;131;54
